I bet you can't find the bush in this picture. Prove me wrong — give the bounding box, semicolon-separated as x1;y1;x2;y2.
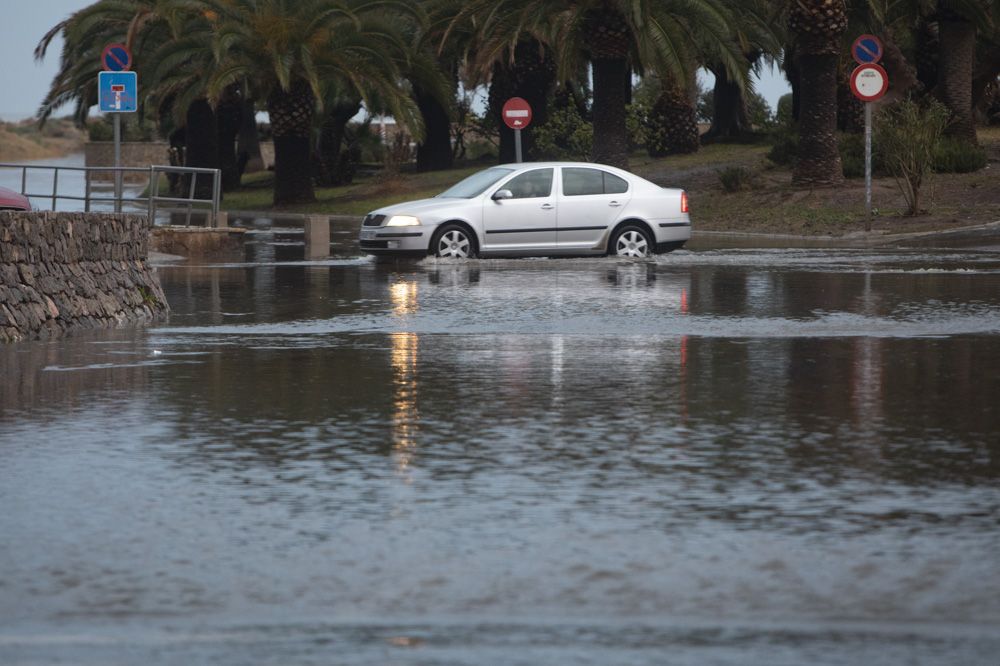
932;137;987;173
877;98;950;215
767;128;798;165
86;116;155;142
839;132;888;179
717;166;754;192
533;103;593;161
775;93;794;127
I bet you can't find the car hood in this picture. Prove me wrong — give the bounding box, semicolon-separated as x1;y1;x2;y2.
371;197;470;217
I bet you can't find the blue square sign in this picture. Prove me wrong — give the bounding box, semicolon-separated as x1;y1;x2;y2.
98;71;138;113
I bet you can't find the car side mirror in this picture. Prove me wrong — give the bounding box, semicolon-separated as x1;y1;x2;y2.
492;189;513;201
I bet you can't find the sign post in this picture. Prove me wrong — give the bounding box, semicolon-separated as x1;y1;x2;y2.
502;97;533;163
850;35;887;230
99;44;134;212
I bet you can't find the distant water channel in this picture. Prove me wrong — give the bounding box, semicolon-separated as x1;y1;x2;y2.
3;230;1000;665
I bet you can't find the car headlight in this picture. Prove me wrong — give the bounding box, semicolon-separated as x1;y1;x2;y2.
385;215;420;227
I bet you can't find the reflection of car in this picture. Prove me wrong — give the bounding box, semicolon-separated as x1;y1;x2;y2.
0;186;31;211
359;162;690;259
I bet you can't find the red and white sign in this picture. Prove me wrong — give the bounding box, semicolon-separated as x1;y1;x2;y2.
502;97;532;130
850;64;889;102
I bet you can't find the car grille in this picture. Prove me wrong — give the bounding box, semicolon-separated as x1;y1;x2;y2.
362;214;386;227
360;240;389;249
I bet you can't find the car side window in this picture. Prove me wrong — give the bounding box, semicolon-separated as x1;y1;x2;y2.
503;169;554;199
604;172;628;194
562;168;604;196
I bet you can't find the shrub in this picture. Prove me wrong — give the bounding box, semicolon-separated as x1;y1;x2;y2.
876;98;950;215
767;128;798;165
932;137;987;173
775;93;794;127
533;103;593;161
717;166;754;192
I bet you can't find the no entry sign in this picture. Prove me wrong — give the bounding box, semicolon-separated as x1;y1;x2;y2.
850;64;889;102
851;34;883;65
101;43;132;72
502;97;532;130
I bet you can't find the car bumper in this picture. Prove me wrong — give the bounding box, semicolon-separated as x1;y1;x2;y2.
358;228;428;255
653;220;691;253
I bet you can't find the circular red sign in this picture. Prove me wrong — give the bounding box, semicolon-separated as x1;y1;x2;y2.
101;43;132;72
851;34;883;65
850;64;889;102
502;97;532;130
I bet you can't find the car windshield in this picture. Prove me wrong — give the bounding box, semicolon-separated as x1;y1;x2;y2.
437;167;514;198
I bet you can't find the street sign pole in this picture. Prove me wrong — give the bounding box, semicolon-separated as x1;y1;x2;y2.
113;113;123;212
514;129;522;163
502;97;532;163
864;102;872;229
99;44;134;214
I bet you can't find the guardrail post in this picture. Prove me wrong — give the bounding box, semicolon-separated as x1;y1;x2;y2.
212;169;221;228
304;215;330;259
147;166;156;224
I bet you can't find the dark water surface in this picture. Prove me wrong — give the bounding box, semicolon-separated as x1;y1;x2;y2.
3;237;1000;665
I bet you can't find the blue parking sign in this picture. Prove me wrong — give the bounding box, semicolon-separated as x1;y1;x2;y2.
98;71;138;113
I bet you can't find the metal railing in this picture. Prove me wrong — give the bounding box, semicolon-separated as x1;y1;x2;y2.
0;163;222;227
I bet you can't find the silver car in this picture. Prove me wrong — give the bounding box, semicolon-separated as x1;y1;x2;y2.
358;162;690;259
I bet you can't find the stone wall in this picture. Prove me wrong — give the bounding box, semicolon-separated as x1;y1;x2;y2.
0;212;169;343
84;141;171;181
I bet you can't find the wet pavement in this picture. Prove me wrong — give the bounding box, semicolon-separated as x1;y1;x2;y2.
2;230;1000;665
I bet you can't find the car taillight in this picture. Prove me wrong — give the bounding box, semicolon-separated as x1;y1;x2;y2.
681;191;689;214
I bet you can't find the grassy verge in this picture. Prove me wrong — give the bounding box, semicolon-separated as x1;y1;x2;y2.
219;128;1000;236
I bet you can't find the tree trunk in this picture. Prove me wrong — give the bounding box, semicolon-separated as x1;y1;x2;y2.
793;52;843;185
704;66;750;141
215;87;243;192
414;84;453;172
935;16;977;144
238;98;264;174
267;80;316;205
318;100;360;186
591;57;629;168
184;98;218;200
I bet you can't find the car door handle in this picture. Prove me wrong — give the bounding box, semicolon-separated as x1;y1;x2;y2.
609;201;621;207
540;203;554;210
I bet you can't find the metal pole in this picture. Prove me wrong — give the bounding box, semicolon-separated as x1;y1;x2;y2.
864;102;872;231
147;165;155;224
52;168;59;211
114;113;122;213
212;168;221;228
514;128;522;163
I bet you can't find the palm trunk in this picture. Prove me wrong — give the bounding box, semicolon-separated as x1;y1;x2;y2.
184;98;218;200
591;57;629;168
793;52;842;185
935;16;977;144
705;66;750;141
216;87;243;192
267;81;316;205
238;98;264;174
318;101;360;186
414;84;453;172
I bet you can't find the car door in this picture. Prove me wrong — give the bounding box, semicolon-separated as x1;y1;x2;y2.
482;168;557;252
556;167;632;249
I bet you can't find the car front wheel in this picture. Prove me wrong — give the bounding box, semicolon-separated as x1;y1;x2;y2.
431;224;477;259
610;224;654;258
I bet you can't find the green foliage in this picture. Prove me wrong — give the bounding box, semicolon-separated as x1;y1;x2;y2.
775;93;794;128
838;132;888;179
877;98;951;215
932;137;988;173
767;127;799;165
533;103;593;161
717;166;754;192
86;116;155;142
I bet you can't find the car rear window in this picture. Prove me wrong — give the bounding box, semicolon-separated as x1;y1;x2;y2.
562;168;629;196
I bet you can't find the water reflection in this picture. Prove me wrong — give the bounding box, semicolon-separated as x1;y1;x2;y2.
4;247;1000;665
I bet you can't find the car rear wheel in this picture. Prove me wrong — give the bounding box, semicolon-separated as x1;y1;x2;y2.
610;224;653;258
431;224;477;259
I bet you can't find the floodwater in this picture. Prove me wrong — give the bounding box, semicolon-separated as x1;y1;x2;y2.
3;231;1000;665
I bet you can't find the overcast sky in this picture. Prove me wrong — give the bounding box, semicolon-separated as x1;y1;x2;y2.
1;0;791;122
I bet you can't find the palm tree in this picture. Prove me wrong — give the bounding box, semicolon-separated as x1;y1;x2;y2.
449;0;744;169
196;0;424;205
933;0;996;144
788;0;848;186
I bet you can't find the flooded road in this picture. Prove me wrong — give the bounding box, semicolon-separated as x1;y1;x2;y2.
3;235;1000;665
